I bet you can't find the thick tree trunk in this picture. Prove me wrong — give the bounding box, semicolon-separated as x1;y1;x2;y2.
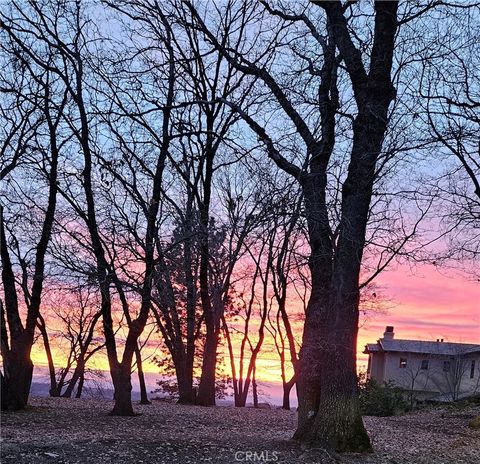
295;309;370;451
111;364;134;416
1;210;34;410
293;142;375;448
1;345;34;411
1;372;8;410
196;323;218;406
294;291;325;438
234;394;245;407
175;356;195;404
292;2;399;451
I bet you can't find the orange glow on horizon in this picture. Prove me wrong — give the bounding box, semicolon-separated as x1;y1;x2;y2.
29;264;479;387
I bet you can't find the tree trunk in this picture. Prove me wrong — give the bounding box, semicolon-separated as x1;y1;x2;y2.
1;372;8;411
234;393;245;407
75;370;85;399
1;210;34;410
183;189;197;405
195;111;217;407
282;376;295;411
196;323;218;406
62;357;85;399
37;315;59;397
135;346;150;404
1;343;34;411
293;167;372;449
111;364;134;416
175;355;195;404
252;365;258;408
292;2;399;451
307;317;370;451
0;84;61;410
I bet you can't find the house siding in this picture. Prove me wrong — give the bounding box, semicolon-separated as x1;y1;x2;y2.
365;329;480;401
371;351;480;400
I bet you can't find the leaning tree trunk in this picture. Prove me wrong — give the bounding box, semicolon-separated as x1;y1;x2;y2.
62;357;85;398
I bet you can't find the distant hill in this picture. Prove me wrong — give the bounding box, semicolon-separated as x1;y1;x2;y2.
30;381;117;400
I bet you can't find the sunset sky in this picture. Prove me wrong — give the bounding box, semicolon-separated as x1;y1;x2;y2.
30;261;479;404
356;264;480;368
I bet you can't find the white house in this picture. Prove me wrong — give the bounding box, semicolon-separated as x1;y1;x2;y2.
364;326;480;401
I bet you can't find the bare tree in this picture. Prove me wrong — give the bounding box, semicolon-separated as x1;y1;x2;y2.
419;7;479;273
0;11;66;408
52;286;104;399
224;223;272;407
436;352;480;401
267;194;304;410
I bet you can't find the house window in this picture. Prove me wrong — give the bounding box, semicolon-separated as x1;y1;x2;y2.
443;361;450;372
421;360;429;370
399;357;407;368
471;360;476;379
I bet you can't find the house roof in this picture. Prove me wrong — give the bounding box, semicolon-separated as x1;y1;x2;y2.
364;339;480;356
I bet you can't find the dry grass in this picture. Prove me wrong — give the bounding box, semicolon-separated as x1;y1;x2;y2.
1;397;479;463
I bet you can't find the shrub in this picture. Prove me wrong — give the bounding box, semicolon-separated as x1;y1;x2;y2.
468;416;480;429
359;376;407;416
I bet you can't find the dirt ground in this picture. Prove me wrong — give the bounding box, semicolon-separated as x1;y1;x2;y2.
1;397;479;464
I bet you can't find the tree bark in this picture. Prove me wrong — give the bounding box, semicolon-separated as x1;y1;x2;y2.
282;376;295;411
1;341;33;410
37;314;59;397
62;357;85;399
75;370;85;399
196;113;217;407
110;363;134;416
135;346;150;404
175;353;196;404
1;209;29;410
196;325;218;406
291;1;399;451
252;365;258;408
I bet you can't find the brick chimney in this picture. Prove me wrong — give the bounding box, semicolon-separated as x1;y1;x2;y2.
383;326;394;340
